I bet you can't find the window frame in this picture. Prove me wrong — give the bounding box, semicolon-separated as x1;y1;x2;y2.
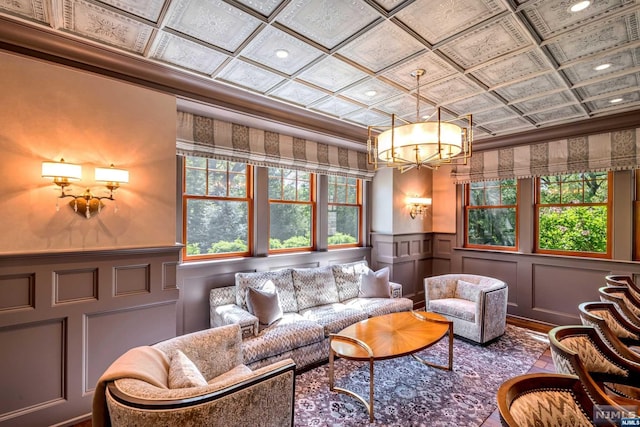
267;167;316;254
534;171;612;259
464;179;520;251
182;157;253;261
327;176;363;249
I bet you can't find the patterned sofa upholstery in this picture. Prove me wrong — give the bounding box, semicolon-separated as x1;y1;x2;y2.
209;260;413;369
424;274;507;344
95;324;296;427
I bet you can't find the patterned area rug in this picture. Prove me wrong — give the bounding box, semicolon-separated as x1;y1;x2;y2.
294;324;549;426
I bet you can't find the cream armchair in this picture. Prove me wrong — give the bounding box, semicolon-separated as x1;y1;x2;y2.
93;324;296;427
424;274;508;344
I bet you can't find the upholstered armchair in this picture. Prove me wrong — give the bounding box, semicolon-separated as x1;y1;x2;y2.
599;286;640;326
549;325;640;406
423;274;507;344
579;301;640;349
605;274;640;302
498;373;627;427
93;324;296;427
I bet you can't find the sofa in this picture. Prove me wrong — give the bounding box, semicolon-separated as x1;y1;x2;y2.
209;260;413;369
94;324;296;427
424;274;508;344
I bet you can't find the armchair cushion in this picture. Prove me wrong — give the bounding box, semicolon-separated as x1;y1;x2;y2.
429;298;476;322
207;364;253;388
455;279;482;302
168;350;208;389
359;267;391;298
246;285;283;326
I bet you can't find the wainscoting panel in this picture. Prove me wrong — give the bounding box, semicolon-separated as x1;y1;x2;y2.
0;246;180;427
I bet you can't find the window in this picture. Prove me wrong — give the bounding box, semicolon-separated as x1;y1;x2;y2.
536;172;611;257
328;176;362;247
183;157;252;259
268;167;315;252
465;179;518;249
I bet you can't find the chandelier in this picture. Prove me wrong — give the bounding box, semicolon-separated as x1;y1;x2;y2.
367;69;473;172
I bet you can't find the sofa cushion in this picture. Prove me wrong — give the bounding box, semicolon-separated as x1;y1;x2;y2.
359;267;391;298
345;297;414;318
241;313;324;365
168;350;208;389
299;304;368;336
332;260;368;302
246;285;283;326
293;266;340;310
429;298;476;322
455;279;482;302
236;269;298;313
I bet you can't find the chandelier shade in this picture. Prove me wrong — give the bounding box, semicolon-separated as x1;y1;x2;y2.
367;69;472;172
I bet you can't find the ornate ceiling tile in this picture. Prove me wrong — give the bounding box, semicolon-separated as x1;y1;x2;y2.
344;109;391;126
437;15;532;69
297;56;369;92
441;93;504;114
216;60;285;93
62;0;153;53
240;26;324;75
166;0;261;52
470;49;551;87
512;91;577;114
150;31;229;75
422;75;484;104
275;0;379;49
380;51;457;89
483;117;535;134
587;90;640;111
373;93;428;118
310;96;362;117
577;73;640;98
339;77;404;105
97;0;166;22
495;73;565;102
521;0;630;40
371;0;405;12
395;0;506;44
337;20;425;73
562;47;640;84
470;107;519;124
526;104;587;125
269;80;328;106
234;0;286;16
545;12;639;64
0;0;48;22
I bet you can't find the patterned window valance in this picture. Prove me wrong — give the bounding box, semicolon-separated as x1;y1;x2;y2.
177;111;375;180
452;128;640;184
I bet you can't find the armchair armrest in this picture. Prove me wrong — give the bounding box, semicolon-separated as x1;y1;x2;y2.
210;303;259;338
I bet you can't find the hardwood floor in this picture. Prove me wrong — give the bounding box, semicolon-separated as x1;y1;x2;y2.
74;317;555;427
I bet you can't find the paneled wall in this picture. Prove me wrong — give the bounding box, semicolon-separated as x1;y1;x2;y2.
0;247;180;427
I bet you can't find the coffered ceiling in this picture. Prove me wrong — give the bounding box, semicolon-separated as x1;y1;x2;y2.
1;0;639;145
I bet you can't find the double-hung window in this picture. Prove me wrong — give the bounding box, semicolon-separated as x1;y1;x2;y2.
183;157;252;259
465;179;518;250
535;172;611;258
268;167;315;252
328;176;362;248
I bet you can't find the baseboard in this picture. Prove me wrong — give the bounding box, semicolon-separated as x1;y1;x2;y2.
507;314;555;333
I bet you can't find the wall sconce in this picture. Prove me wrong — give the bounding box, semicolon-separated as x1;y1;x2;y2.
406;196;432;219
42;158;129;218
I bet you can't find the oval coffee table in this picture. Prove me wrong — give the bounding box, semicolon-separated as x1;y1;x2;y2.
329;310;453;422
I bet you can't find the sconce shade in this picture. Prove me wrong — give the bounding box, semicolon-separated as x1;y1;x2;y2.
42;159;82;181
95;165;129;184
405;196;432;206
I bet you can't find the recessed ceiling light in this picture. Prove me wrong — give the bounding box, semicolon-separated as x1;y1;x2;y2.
365;90;377;97
610;98;623;103
275;49;289;59
594;63;611;71
569;1;590;12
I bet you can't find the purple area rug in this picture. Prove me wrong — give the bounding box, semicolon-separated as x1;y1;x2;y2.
294;324;549;426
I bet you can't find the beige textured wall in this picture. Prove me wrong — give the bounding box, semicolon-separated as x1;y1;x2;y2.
432;165;457;233
0;51;177;254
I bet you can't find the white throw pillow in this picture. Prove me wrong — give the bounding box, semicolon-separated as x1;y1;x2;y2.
246;285;283;325
359;267;391;298
168;349;208;389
